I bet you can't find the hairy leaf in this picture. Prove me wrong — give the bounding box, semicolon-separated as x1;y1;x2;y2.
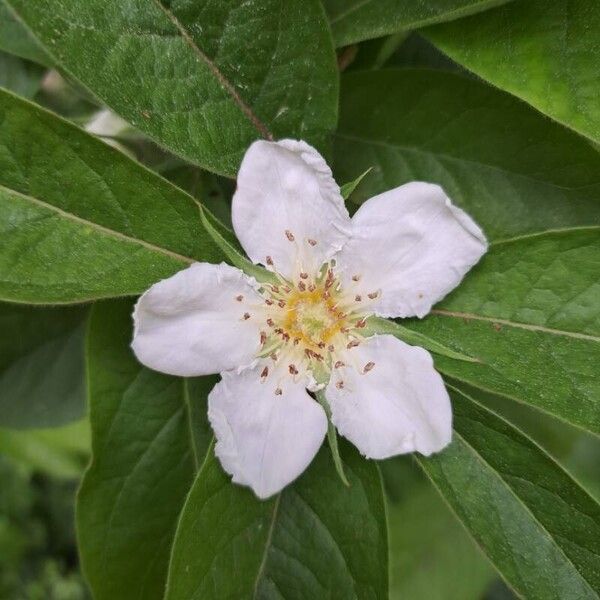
77;299;214;600
0;302;87;428
6;0;338;176
418;387;600;598
166;442;387;600
0;88;224;303
424;0;600;144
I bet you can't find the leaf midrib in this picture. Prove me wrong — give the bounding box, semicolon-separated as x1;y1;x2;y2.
0;184;194;265
151;0;273;141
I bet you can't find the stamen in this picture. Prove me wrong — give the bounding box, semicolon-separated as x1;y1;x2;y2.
356;318;366;328
308;284;316;292
363;362;375;373
355;294;362;302
278;299;286;308
288;364;298;375
300;272;308;279
243;312;250;320
260;331;267;345
260;366;269;379
334;360;345;369
367;291;379;299
307;238;317;246
328;344;334;352
352;274;361;282
293;338;301;346
285;230;295;242
267;318;275;327
298;281;306;291
336;380;344;389
317;341;326;349
347;340;360;349
271;285;279;293
236;295;243;302
266;256;274;266
270;352;278;361
265;299;274;305
274;387;282;395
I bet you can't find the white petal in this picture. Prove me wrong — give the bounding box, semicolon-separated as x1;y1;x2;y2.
208;364;327;499
232;139;351;280
335;182;487;318
132;262;265;377
326;335;451;459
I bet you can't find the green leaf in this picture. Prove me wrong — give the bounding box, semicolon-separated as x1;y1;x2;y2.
385;458;495;600
0;1;50;66
324;0;511;47
6;0;338;176
0;419;90;479
77;299;214;600
166;442;387;599
417;387;600;598
0;303;87;429
334;69;600;242
407;229;600;435
423;0;600;144
0;51;45;98
0;88;225;304
340;167;372;200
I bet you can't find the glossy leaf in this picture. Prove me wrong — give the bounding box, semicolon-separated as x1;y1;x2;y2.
424;0;600;144
324;0;510;47
0;302;87;429
417;387;600;598
334;69;600;242
6;0;338;176
166;442;387;600
0;88;224;303
77;299;214;600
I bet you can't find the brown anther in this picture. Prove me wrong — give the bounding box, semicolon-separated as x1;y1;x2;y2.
265;299;274;306
363;361;375;373
323;290;330;299
293;338;301;346
266;255;274;266
283;286;291;293
298;281;306;291
274;387;283;395
308;284;316;292
355;294;362;302
307;238;317;246
340;327;350;334
288;364;298;375
285;230;295;242
352;274;361;282
270;352;278;361
304;348;313;359
236;295;243;302
356;318;366;329
260;331;267;345
271;285;280;293
300;272;308;279
267;318;275;327
347;340;360;349
282;332;290;342
317;341;326;349
260;366;269;379
274;327;283;334
278;299;286;308
328;344;335;352
418;293;424;299
334;360;345;369
243;312;250;320
336;380;344;389
367;291;379;300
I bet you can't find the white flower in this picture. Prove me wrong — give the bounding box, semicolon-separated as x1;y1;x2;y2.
132;140;487;499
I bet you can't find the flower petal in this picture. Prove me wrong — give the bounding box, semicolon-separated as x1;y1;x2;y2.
326;335;452;459
208;363;327;499
132;262;265;377
335;182;487;318
232;139;351;280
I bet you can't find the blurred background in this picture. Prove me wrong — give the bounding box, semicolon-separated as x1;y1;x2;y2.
1;25;599;600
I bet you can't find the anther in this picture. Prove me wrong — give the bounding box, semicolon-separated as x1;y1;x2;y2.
317;341;326;349
298;281;306;291
266;255;274;266
334;360;345;369
336;380;344;389
308;284;316;292
367;291;379;300
352;274;361;282
285;230;295;242
307;238;317;246
260;331;267;345
271;285;279;293
243;312;250;320
282;332;290;342
300;272;308;279
260;366;269;379
270;352;278;361
347;340;360;349
274;327;283;334
265;299;274;305
274;387;283;395
236;295;243;302
328;344;334;352
356;318;366;328
288;364;298;375
267;318;275;327
293;338;301;346
278;299;286;308
283;286;291;293
363;362;375;373
355;294;362;302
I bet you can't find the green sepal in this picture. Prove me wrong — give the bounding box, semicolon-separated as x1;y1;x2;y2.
340;167;372;200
